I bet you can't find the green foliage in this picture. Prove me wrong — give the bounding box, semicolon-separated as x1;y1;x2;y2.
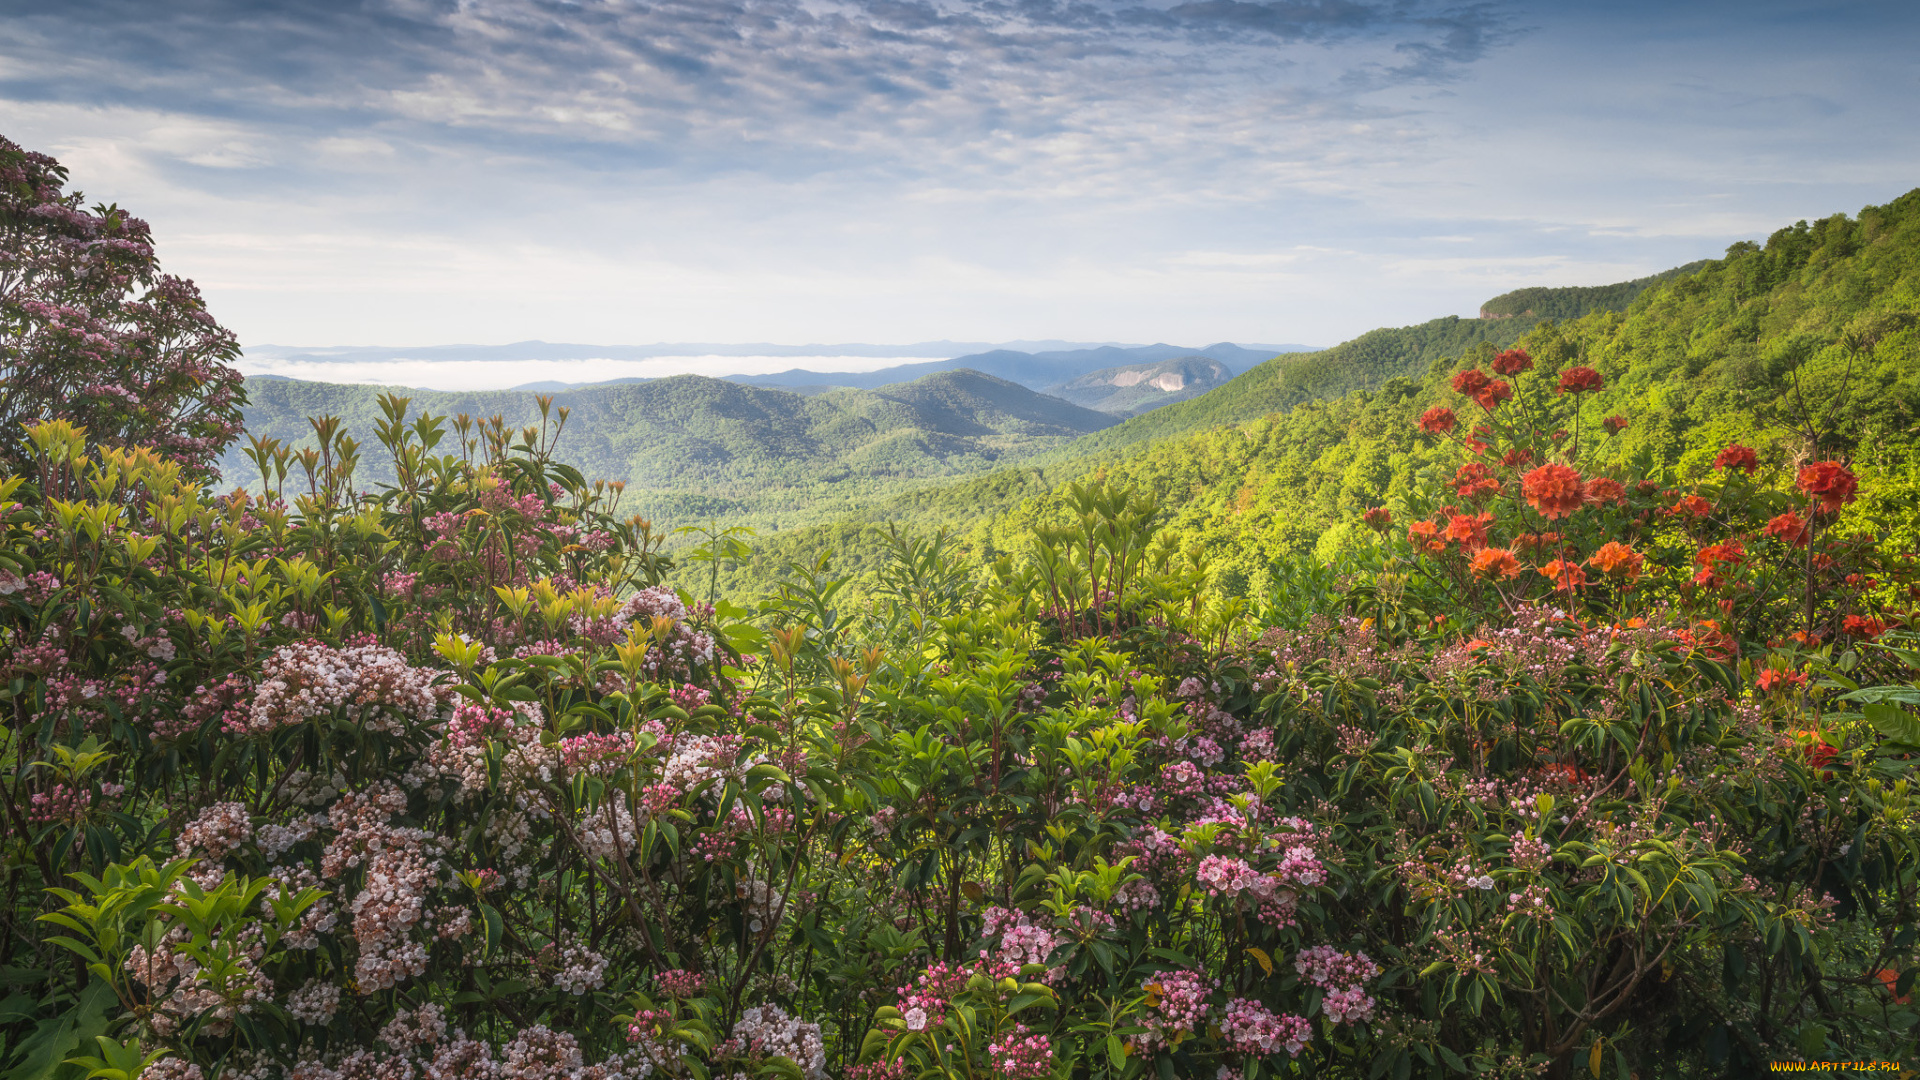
1478;261;1710;319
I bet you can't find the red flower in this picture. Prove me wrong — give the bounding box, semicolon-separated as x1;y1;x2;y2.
1713;444;1759;473
1667;493;1713;519
1539;558;1587;591
1765;510;1810;547
1586;541;1643;580
1521;463;1586;520
1756;668;1808;693
1601;415;1629;436
1556;366;1604;394
1796;460;1858;511
1362;506;1393;532
1499;447;1534;468
1585;477;1626;504
1470;547;1523;579
1491;348;1534;376
1451;369;1491;396
1473;380;1513;410
1452;462;1500;501
1408;520;1440;546
1843;614;1887;639
1418;406;1457;434
1445;512;1493;551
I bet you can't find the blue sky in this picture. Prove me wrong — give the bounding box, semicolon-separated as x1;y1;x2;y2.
1;0;1914;352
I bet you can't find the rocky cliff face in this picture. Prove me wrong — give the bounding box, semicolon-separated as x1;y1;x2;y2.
1045;355;1232;416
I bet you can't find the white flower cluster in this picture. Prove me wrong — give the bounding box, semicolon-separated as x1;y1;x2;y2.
176;801;252;860
286;979;341;1026
661;735;762;791
256;816;318;862
720;1005;826;1080
123;920;272;1036
738;878;785;934
551;945;608;995
577;797;639;861
381;1003;450;1053
322;782;449;991
246;641;444;735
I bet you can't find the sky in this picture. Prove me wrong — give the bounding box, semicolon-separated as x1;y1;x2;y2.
2;0;1916;360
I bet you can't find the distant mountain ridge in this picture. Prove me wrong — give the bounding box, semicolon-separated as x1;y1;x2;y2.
243;339;1310;366
724;341;1312;394
1046;356;1233;416
226;368;1114;523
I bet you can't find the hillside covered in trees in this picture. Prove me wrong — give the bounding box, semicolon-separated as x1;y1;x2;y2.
695;191;1920;606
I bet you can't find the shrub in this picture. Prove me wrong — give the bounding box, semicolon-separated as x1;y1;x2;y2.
0;363;1914;1080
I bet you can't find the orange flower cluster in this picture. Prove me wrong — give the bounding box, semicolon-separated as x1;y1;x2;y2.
1585;477;1626;504
1538;558;1587;591
1586;541;1643;581
1362;506;1393;532
1756;667;1808;693
1667;493;1712;519
1765;510;1810;546
1843;614;1887;639
1450;370;1512;410
1601;415;1629;435
1470;547;1523;579
1444;512;1494;551
1521;463;1585;519
1452;462;1499;501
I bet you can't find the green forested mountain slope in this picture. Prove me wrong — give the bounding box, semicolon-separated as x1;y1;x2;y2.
1041;257;1701;461
226;369;1113;523
695;191;1920;606
977;191;1920;595
1478;260;1710;319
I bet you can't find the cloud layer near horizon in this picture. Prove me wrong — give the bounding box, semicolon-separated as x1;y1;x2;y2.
1;0;1914;350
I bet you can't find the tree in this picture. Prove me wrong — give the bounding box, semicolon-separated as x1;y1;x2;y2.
0;134;244;479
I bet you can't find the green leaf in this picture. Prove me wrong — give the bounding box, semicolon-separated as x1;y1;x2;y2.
1864;701;1920;745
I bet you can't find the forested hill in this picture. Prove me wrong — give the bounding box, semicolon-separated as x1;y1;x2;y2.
695;191;1920;605
1478;260;1711;319
226;369;1114;520
1037;259;1708;461
975;191;1920;595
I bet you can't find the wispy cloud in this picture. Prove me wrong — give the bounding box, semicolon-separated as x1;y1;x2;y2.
0;0;1911;348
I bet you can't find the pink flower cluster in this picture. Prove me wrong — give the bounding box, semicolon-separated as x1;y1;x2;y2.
1295;946;1379;1025
980;907;1059;969
1219;998;1312;1057
1134;969;1212;1054
653;968;706;998
985;1025;1052;1078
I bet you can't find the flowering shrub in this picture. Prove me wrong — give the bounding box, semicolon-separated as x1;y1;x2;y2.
0;137;244;478
0;333;1915;1080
